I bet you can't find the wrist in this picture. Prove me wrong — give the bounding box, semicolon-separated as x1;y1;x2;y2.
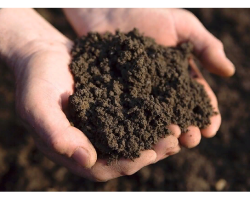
0;8;68;73
0;9;35;67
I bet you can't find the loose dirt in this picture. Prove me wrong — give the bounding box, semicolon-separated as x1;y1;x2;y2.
68;29;216;162
1;8;249;191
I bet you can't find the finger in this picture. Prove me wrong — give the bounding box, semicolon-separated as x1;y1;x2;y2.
153;135;181;163
172;8;235;77
33;137;95;180
21;81;97;169
195;78;221;138
179;126;201;148
88;150;157;182
32;109;156;183
168;124;181;138
189;59;221;138
201;115;221;138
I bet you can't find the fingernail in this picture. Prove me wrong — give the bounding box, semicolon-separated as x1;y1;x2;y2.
72;147;90;168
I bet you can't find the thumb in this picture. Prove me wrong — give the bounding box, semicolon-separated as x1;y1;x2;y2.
18;80;97;168
172;9;235;77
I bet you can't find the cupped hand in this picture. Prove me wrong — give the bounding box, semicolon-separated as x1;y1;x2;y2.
11;8;234;182
14;34;160;182
5;8;163;182
63;8;233;162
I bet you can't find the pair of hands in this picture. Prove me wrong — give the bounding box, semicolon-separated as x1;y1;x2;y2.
0;8;234;182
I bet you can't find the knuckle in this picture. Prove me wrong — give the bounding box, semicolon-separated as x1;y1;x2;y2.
216;39;224;50
121;167;137;176
186;10;196;18
113;161;137;176
47;136;63;152
95;177;110;182
90;173;110;182
45;127;70;155
182;9;198;21
168;147;181;155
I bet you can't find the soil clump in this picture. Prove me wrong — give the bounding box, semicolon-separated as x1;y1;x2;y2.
68;28;215;163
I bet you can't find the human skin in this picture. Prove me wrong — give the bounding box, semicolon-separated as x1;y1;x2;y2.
0;8;234;182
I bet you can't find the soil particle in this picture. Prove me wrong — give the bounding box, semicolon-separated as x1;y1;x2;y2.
68;28;216;163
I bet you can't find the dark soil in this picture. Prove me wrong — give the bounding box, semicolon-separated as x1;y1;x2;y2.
68;29;215;162
1;8;250;191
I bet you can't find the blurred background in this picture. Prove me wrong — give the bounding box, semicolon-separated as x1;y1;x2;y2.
0;8;249;191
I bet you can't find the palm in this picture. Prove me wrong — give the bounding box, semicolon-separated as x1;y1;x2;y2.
120;9;221;145
95;9;178;47
16;8;233;182
65;8;221;146
16;42;74;121
16;42;95;176
120;12;221;147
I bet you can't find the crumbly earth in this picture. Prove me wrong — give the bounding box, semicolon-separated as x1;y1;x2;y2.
68;28;215;162
3;9;250;192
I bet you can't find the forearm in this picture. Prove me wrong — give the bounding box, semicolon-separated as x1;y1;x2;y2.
0;8;68;70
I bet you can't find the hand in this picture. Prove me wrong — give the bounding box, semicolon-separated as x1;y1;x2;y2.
0;8;234;182
63;8;234;158
0;8;163;182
